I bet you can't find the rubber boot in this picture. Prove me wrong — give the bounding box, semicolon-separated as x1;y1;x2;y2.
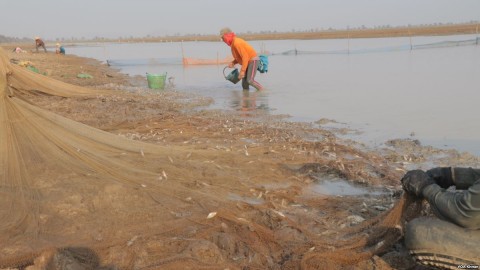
405;217;480;269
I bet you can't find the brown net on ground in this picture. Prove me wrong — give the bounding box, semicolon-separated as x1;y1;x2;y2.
1;47;421;269
299;194;422;269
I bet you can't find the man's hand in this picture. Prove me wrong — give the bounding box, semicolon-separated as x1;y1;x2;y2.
426;167;453;188
238;71;245;80
228;62;235;68
401;170;435;197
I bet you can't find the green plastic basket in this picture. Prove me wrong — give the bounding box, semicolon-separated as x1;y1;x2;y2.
146;73;167;90
26;65;40;73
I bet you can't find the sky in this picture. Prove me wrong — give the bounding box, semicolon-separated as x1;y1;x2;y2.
1;0;479;40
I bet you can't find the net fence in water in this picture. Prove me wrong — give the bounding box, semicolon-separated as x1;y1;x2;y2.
413;38;479;50
270;37;480;56
273;45;411;56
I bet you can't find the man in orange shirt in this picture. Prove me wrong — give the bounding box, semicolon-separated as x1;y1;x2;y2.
220;28;263;91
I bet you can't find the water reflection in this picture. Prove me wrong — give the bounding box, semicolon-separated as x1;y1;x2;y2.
229;90;270;117
310;179;386;196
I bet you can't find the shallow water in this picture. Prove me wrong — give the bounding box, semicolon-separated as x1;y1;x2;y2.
228;193;264;205
309;179;386;196
68;35;480;156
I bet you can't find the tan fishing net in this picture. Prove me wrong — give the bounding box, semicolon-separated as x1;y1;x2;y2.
0;47;421;269
0;47;234;268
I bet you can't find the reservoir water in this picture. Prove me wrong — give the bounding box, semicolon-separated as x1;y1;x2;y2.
68;34;480;156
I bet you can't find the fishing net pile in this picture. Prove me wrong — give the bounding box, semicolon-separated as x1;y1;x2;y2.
0;47;236;268
0;47;422;269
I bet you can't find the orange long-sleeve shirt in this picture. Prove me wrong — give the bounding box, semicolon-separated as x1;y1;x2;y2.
231;37;257;73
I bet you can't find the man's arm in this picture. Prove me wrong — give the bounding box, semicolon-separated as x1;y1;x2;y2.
452;167;480;189
422;179;480;229
427;167;480;189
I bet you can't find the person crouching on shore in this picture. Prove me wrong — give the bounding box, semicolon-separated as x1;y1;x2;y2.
56;43;65;55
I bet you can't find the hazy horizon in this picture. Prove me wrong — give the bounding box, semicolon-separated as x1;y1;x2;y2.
2;0;479;40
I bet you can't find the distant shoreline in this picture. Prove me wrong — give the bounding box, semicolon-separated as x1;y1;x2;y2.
233;23;480;41
66;23;480;43
2;23;479;47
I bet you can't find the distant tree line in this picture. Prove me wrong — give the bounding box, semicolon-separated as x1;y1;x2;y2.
88;20;480;43
0;35;30;44
1;20;479;44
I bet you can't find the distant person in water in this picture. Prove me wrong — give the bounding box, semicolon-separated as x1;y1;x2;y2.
56;43;65;55
220;27;263;91
34;37;47;53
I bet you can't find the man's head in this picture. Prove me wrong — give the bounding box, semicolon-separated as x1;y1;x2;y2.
34;37;40;41
219;27;232;38
220;27;235;46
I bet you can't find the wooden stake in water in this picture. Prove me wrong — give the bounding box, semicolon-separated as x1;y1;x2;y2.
347;26;350;54
408;28;413;50
103;43;108;63
477;24;479;45
181;41;185;58
181;41;186;66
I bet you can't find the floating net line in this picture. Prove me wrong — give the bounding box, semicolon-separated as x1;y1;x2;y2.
272;45;411;56
270;37;480;56
107;57;233;66
0;46;427;269
182;56;233;66
106;56;234;67
106;57;183;66
413;38;479;50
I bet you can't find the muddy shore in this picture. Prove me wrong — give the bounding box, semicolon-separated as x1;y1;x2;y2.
2;44;479;269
